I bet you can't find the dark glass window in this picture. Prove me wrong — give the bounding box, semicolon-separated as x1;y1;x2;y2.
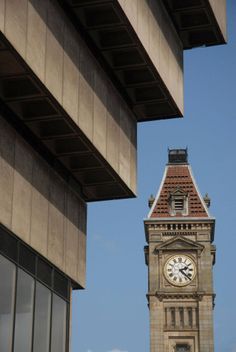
0;228;18;261
0;255;16;352
54;270;69;299
51;294;67;352
33;282;51;352
0;224;70;301
14;269;35;352
19;244;36;275
0;251;69;352
37;258;52;287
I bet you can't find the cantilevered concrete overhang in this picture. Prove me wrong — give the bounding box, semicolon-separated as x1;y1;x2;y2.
163;0;227;48
0;33;134;203
58;0;226;123
0;0;226;204
58;0;184;122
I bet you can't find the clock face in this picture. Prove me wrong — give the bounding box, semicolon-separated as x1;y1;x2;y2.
164;254;196;286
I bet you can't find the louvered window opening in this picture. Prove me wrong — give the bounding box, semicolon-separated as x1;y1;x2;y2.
174;198;184;210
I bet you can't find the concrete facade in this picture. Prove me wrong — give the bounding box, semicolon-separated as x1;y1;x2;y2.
0;116;86;287
208;0;227;40
118;0;184;115
0;0;137;199
144;151;216;352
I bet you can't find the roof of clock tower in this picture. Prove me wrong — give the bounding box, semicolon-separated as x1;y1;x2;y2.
148;149;210;219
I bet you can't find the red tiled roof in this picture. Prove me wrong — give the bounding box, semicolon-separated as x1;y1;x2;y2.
150;165;208;218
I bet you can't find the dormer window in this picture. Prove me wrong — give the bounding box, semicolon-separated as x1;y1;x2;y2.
174;197;184;211
169;188;188;216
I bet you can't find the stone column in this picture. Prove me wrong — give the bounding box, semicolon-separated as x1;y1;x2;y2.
184;307;189;328
167;307;172;329
198;296;214;352
150;297;165;352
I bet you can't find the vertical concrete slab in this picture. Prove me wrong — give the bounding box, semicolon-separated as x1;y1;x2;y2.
62;22;79;124
137;0;149;52
0;117;15;228
208;0;227;41
118;0;125;9
5;0;28;58
149;0;160;70
0;0;5;32
130;118;137;194
26;0;47;82
12;138;33;243
30;158;49;257
119;106;131;187
77;199;87;288
106;83;120;173
168;36;179;108
48;172;65;270
159;11;169;90
65;189;79;280
78;42;94;140
93;67;107;157
45;0;64;104
119;0;184;115
124;0;138;32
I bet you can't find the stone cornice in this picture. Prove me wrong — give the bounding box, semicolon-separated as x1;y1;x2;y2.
147;291;215;302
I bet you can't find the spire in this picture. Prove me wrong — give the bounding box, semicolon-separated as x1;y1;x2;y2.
148;149;210;219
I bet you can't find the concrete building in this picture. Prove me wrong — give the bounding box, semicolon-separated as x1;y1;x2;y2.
0;1;226;351
144;149;216;352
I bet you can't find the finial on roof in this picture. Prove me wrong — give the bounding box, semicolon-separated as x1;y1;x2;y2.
203;193;211;208
148;194;155;208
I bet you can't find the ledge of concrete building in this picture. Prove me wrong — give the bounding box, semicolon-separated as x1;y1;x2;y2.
57;0;184;121
162;0;227;49
0;32;136;203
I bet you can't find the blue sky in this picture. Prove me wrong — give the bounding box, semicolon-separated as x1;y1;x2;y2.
72;2;236;352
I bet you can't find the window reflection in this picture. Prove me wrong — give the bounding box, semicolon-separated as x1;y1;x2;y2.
0;255;16;352
33;282;51;352
0;253;69;352
14;269;34;352
51;294;67;352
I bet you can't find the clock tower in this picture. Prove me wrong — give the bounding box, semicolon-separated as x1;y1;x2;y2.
144;149;216;352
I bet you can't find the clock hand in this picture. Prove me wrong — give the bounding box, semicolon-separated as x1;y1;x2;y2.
179;268;191;280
